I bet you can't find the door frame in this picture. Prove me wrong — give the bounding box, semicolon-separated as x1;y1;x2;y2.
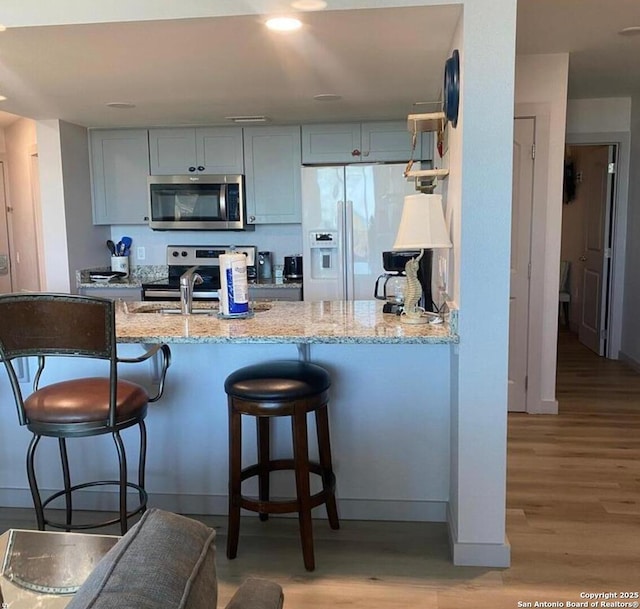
514;104;553;413
565;132;629;360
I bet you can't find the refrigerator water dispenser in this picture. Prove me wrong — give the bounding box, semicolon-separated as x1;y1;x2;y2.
309;231;338;279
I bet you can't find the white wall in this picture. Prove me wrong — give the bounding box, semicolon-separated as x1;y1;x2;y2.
514;53;569;414
59;120;110;289
445;0;516;567
566;97;631;134
622;99;640;366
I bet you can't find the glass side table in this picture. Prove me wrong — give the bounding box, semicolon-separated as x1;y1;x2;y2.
0;529;119;608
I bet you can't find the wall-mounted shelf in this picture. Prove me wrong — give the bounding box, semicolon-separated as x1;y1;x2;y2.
407;111;445;134
403;168;449;179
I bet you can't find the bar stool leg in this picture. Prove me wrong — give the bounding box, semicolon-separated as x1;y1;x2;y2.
138;420;148;513
257;416;270;522
112;430;128;535
59;438;73;531
292;408;315;571
227;400;242;559
315;405;340;530
26;434;45;531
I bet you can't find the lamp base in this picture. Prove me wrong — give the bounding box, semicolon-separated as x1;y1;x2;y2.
400;311;428;324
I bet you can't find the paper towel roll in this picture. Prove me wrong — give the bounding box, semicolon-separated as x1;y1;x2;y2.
219;253;249;316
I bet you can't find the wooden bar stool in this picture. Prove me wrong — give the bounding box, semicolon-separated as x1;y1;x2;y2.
224;360;340;571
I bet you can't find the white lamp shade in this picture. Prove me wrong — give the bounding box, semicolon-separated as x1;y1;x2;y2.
393;193;452;250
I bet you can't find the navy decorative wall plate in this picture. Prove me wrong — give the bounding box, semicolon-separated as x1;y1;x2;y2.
443;49;460;128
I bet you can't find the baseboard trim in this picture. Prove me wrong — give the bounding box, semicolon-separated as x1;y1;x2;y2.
619;350;640;373
0;488;447;523
446;504;511;567
527;397;558;415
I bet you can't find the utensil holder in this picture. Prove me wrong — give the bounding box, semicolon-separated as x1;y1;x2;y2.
111;256;129;277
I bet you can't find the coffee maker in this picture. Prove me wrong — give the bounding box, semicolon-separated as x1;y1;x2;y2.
376;250;433;314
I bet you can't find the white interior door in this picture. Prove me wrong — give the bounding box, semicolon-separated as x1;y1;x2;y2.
0;161;13;293
578;145;613;356
508;118;535;412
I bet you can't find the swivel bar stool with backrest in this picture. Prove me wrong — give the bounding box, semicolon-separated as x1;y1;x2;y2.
224;360;340;571
0;293;171;534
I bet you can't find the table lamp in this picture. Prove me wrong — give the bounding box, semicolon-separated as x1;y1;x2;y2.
393;193;452;324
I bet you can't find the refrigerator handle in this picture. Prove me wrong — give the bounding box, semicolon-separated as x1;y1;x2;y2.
344;200;355;300
337;200;347;299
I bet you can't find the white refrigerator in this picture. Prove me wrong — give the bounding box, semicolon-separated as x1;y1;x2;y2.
302;164;416;301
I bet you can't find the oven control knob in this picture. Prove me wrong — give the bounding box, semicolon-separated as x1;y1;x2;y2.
181;251;188;257
172;251;179;257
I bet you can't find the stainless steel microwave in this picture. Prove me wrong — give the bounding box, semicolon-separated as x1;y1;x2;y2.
148;174;252;231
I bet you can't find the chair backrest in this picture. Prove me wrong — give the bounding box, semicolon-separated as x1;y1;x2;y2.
0;293;117;426
0;293;115;359
559;260;570;292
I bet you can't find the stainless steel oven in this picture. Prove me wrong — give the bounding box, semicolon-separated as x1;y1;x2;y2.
142;245;257;301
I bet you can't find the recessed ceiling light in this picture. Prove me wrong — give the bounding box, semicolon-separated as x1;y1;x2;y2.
291;0;327;9
313;94;342;102
0;24;7;32
265;17;303;32
0;95;7;102
106;102;136;109
225;115;271;123
618;26;640;36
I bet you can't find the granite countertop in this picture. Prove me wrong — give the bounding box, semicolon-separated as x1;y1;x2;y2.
116;299;458;345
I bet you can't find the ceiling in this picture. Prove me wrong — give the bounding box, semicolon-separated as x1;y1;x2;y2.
0;1;638;130
0;5;461;129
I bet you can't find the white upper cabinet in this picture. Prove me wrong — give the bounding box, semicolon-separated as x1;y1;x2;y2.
149;127;244;175
90;129;150;225
243;126;302;224
302;121;432;164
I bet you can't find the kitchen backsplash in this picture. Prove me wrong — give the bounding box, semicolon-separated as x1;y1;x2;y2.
108;223;303;268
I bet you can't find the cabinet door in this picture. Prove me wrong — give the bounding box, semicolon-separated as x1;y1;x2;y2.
90;129;150;225
301;123;361;164
197;127;244;174
244;126;301;224
148;128;197;174
361;121;427;162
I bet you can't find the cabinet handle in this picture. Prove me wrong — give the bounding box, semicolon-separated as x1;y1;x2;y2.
351;149;361;157
249;215;256;223
144;216;149;221
197;166;205;172
188;166;196;172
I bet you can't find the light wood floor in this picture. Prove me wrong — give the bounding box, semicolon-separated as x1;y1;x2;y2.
1;330;638;608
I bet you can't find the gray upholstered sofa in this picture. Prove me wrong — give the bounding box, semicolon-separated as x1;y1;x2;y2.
66;508;284;609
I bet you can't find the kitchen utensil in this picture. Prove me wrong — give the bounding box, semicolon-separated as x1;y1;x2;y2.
106;240;116;255
120;236;133;255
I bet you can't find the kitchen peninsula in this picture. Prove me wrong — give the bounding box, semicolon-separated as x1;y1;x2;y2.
116;299;458;344
106;297;456;528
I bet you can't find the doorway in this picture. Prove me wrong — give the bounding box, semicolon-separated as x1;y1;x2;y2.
561;144;617;357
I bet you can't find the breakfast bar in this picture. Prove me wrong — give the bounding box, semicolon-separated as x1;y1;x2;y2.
115;299;458;344
0;299;456;535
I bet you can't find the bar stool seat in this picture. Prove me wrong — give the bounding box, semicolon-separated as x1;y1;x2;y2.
225;360;340;571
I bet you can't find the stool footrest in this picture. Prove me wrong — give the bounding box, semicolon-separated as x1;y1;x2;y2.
41;480;147;531
237;458;336;515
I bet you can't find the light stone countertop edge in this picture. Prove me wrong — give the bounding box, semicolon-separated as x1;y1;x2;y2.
116;300;459;345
